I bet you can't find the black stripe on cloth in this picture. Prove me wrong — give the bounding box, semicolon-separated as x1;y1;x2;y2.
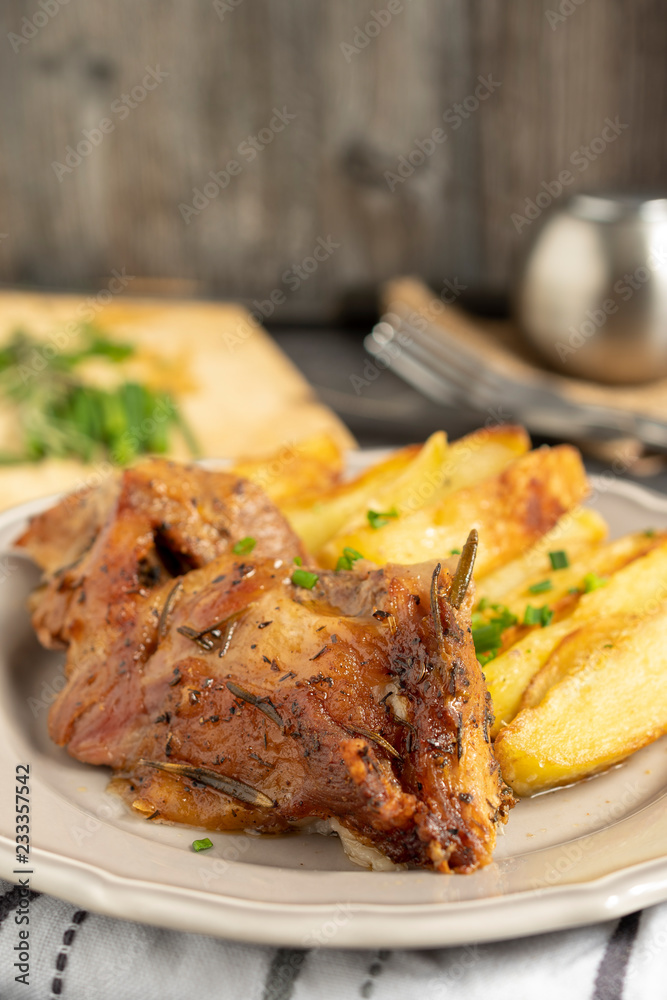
591;910;642;1000
0;884;39;929
261;948;309;1000
50;909;88;998
359;949;391;996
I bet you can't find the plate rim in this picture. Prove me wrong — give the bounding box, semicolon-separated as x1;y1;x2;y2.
2;468;667;948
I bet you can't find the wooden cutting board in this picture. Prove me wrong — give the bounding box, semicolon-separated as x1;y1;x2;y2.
0;290;354;509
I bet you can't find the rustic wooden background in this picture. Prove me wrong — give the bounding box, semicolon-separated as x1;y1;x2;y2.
1;0;666;321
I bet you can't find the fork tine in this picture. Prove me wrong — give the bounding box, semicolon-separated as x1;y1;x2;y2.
391;309;502;389
394;317;503;398
388;325;501;411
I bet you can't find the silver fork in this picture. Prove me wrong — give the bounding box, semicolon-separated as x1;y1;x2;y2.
365;310;667;453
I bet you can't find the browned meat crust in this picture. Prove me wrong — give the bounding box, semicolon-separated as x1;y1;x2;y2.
17;458;513;872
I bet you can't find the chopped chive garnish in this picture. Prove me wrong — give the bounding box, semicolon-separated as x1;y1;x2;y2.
582;572;608;593
336;547;364;572
472;603;517;661
367;507;399;530
568;587;581;595
471;623;503;651
477;597;488;611
293;556;302;566
292;568;319;590
523;605;541;626
192;837;213;852
233;537;256;555
450;548;461;555
549;550;569;570
523;604;553;627
528;579;553;594
644;528;656;538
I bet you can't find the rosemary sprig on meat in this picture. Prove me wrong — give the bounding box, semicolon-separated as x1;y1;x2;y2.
138;758;274;808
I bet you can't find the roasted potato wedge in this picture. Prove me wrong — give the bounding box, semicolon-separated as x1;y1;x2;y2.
231;433;344;503
317;425;531;565
486;541;667;735
494;602;667;795
476;507;608;606
282;438;429;553
319;444;588;574
481;528;667;652
519;614;640;711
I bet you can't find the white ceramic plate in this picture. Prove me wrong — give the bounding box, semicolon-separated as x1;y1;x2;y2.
2;470;667;949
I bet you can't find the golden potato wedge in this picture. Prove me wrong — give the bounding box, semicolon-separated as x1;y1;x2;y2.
318;424;531;564
429;424;531;502
282;440;426;553
519;614;640;711
232;433;344;503
494;602;667;795
319;444;588;574
486;540;667;735
481;528;667;651
476;507;608;606
484;620;574;738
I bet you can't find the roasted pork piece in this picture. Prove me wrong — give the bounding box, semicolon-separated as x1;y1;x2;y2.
17;459;513;872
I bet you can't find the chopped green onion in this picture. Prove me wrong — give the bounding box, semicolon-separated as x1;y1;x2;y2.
644;528;656;538
293;556;302;566
450;548;461;555
472;623;503;653
477;597;489;611
336;547;364;571
233;537;256;555
478;649;498;666
528;579;553;594
582;572;608;593
523;605;541;626
192;837;213;852
549;550;569;570
471;603;518;660
367;507;399;530
523;604;553;627
292;568;319;590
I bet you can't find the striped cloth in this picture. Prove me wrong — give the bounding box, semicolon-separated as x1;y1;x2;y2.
1;878;665;999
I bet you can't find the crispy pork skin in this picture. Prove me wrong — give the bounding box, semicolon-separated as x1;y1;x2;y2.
17;459;512;872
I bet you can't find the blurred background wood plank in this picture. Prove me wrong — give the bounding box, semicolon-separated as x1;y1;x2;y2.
1;0;666;320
